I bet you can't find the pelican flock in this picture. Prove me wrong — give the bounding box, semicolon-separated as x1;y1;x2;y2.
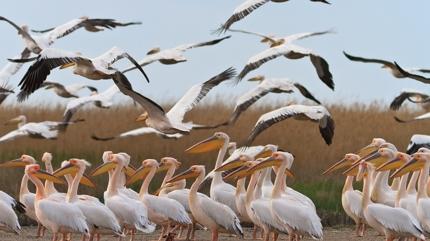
0;1;429;241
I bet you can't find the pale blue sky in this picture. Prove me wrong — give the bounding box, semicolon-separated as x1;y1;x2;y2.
1;0;430;106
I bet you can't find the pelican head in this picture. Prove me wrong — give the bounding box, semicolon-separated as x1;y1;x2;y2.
256;144;278;159
20;25;29;33
0;154;36;168
41;152;53;164
167;165;205;183
391;152;430;178
215;154;252;172
227;142;237;155
247;152;295;178
5;115;26;126
185;132;229;154
159;157;181;171
323;153;360;175
223;160;259;180
53;159;95;187
416;147;430;154
247;75;265;82
126;159;159;185
357;137;387;157
135;112;149;122
92;153;126;176
25;164;64;184
377;152;410;172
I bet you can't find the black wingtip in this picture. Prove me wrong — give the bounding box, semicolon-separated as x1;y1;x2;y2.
14;201;26;214
91;134;115;141
16;91;29;102
8;56;37;63
212;24;228;36
394;116;408;123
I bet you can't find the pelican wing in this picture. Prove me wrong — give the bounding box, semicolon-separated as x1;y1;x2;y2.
0;16;38;48
166;67;236;123
227;28;277;44
0;129;29;143
212;183;238;214
91;127;182;141
344;190;363;218
367;204;423;237
343;51;394;66
199;195;243;236
237;45;291;81
143;195;191;224
0;48;31;83
0;201;20;233
17;48;86;101
63;95;100;123
283;29;334;43
251;199;287;233
395;112;430;123
176;36;231;51
0;191;25;213
75;199;122;233
390;91;430;111
38;199;89;234
246;105;334;145
394;62;430;84
217;0;270;33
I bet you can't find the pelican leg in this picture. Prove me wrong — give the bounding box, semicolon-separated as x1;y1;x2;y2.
211;230;219;241
51;233;58;241
252;225;257;239
358;223;365;237
190;221;196;240
129;228;135;241
96;233;101;241
273;232;279;241
158;225;166;241
178;225;184;238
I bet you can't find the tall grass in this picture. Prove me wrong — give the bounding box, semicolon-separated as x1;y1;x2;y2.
0;100;427;224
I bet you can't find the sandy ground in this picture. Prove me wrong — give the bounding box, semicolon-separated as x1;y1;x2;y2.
0;226;387;241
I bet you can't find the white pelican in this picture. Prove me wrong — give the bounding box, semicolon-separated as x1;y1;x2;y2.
122;36;231;72
62;85;119;124
0;155;45;236
127;159;191;240
220;75;321;125
390;90;430;111
0;16;140;54
0;115;83;143
237;44;334;90
343;52;430;80
406;134;430;155
91;153;155;241
356;161;425;241
93;68;235;139
250;152;322;240
394;111;430;123
14;46;149;101
41;81;97;99
245;104;335;145
393;62;430;84
216;0;330;33
324;153;365;236
0;191;23;234
41;152;59;196
54;158;124;240
167;165;243;241
185;132;240;215
229;28;334;48
25;164;91;240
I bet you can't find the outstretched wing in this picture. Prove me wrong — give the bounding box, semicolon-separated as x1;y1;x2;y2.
91;127;182;141
0;16;39;49
227;28;277;44
283;29;334;43
394;62;430;84
390;91;430;111
166;67;236;123
176;36;231;51
343;51;393;67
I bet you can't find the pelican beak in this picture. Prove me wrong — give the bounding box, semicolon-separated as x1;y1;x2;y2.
356;163;368;181
79;174;96;188
185;135;224;154
248;157;294;178
322;158;350;175
391;158;425;178
126;165;151;185
363;152;388;168
91;162;117;176
357;144;378;157
59;62;76;69
255;148;273;159
167;168;198;183
0;158;28;168
214;157;244;172
342;162;360;176
156;163;170;173
376;157;402;171
124;165;136;177
135;113;147;122
223;166;250;180
53;163;79;177
4;117;19;126
34;170;65;184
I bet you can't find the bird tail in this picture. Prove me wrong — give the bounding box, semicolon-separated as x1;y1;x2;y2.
91;134;116;141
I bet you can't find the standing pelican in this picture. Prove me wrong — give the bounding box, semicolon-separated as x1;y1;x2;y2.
216;0;330;33
127;159;191;240
185;132;239;215
168;165;243;241
54;158;124;240
91;153;155;241
356;161;425;241
13;46;149;101
25;164;91;240
122;36;231;72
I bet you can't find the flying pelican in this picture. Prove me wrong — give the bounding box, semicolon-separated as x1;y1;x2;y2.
390;90;430;111
391;62;430;84
122;36;231;73
219;75;321;126
62;85;119;124
167;165;243;241
25;164;91;240
91;153;155;241
216;0;330;33
0;115;83;143
185;132;240;215
249;152;322;240
394;112;430;123
356;161;425;241
53;158;124;240
228;28;334;47
406;134;430;155
0;84;14;105
0;16;141;55
323;153;365;237
245;104;335;145
237;44;334;90
343;52;430;79
93;67;236;139
13;46;149;102
41;81;98;99
127;159;191;240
